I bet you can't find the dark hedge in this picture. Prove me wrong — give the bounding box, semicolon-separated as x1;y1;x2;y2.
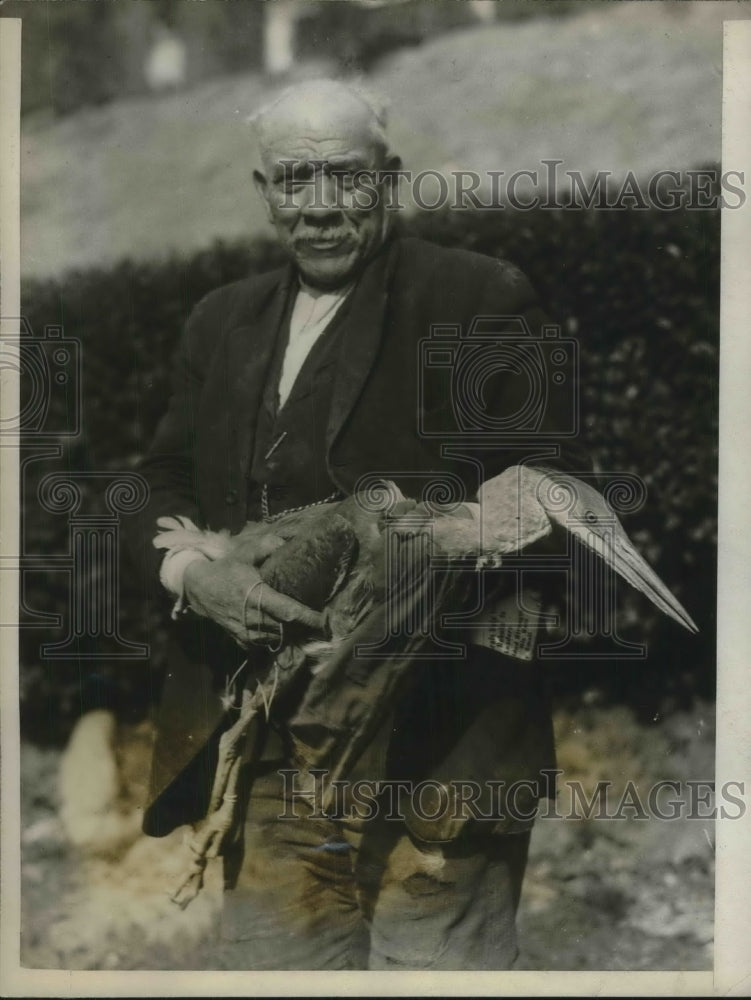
18;203;719;743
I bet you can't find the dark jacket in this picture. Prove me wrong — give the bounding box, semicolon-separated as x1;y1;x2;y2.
128;235;591;837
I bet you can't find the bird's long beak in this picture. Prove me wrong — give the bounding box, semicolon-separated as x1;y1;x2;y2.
575;526;699;634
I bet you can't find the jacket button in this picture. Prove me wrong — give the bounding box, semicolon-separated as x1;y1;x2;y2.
225;490;238;505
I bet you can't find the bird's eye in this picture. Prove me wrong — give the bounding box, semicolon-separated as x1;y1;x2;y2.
585;511;597;523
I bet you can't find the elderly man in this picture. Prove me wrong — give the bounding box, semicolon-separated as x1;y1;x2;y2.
132;79;590;970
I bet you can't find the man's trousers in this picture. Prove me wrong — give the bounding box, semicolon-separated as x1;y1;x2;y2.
217;762;531;971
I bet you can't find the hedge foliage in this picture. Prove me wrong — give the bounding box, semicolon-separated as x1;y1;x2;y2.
18;202;719;742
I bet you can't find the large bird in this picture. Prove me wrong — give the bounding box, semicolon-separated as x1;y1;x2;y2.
155;464;697;643
154;465;696;906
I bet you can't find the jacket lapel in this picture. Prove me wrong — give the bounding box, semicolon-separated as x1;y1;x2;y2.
221;239;397;517
225;264;295;519
326;239;396;452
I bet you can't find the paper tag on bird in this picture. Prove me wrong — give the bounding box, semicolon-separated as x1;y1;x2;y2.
469;589;543;661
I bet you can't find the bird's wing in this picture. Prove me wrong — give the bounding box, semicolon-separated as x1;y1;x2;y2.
259;513;357;613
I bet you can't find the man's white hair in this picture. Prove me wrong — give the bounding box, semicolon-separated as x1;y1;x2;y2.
248;78;391;155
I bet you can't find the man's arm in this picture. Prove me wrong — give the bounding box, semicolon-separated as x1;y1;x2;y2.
124;288;325;644
122;290;221;595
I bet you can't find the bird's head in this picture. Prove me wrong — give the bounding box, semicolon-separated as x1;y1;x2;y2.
533;471;699;634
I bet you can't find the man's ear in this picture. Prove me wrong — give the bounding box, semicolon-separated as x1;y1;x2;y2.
253;169;273;222
381;153;403;204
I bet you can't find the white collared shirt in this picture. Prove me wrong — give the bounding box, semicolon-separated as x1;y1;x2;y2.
276;280;353;408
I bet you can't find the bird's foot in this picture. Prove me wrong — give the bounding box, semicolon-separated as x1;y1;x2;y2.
474;551;504;571
169;797;239;908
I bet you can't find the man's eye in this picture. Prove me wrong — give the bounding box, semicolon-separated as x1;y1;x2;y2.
329;170;355;189
277;177;310;193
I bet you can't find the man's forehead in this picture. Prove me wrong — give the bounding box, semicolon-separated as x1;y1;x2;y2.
263;138;375;174
257;88;381;165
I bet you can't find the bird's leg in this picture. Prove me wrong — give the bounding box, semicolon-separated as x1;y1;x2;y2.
169;687;261;909
169;752;246;910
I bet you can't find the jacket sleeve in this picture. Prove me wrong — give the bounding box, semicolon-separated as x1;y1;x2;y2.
122;289;225;590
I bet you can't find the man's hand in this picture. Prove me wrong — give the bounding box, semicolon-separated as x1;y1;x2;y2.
182;539;324;647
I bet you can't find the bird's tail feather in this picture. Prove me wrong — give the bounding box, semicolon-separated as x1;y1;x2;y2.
152;516;233;560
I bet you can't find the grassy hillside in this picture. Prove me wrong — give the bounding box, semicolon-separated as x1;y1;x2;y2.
21;2;731;279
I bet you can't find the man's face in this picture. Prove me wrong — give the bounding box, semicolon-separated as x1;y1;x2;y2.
254;102;396;290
